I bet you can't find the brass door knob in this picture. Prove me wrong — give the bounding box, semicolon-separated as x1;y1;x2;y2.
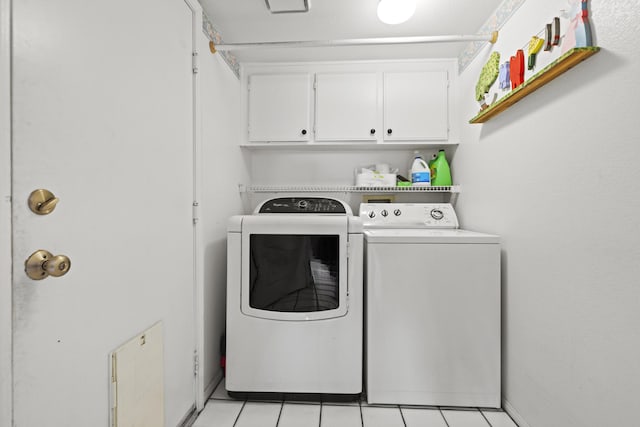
25;250;71;280
28;189;59;215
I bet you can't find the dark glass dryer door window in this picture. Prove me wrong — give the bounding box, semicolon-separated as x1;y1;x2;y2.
240;215;349;321
249;234;339;312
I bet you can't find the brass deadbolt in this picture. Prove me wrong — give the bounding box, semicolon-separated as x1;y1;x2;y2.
25;250;71;280
28;189;59;215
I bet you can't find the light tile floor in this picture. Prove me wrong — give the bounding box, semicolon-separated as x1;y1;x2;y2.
193;379;519;427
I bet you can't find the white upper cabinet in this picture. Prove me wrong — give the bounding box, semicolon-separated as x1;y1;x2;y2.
242;61;457;148
314;73;378;141
248;73;312;142
383;71;449;141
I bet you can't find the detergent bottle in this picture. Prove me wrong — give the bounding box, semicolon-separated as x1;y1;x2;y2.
428;153;437;168
410;151;431;186
430;149;452;186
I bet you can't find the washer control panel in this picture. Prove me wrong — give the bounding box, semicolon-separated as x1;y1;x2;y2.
359;203;459;228
257;197;349;214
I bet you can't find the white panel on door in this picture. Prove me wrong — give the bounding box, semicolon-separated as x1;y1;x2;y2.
111;322;164;427
248;74;312;142
315;73;378;141
384;71;449;141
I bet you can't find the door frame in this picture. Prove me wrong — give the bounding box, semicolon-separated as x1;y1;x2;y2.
1;0;13;425
180;0;207;411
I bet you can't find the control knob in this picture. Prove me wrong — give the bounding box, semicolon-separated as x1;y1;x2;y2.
381;210;388;217
368;211;376;218
430;209;444;220
393;209;402;216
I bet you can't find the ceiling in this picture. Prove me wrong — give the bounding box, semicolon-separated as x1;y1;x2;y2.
199;0;504;63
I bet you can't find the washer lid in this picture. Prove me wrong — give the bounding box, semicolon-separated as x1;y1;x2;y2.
364;228;500;244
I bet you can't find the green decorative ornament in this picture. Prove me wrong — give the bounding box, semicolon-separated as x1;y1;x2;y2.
475;52;501;102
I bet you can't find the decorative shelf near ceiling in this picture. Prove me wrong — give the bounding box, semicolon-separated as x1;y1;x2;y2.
240;184;461;194
469;47;600;124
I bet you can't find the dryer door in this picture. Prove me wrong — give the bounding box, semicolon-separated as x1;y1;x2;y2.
240;215;349;321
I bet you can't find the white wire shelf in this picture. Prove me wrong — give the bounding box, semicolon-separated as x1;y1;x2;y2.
240;185;461;193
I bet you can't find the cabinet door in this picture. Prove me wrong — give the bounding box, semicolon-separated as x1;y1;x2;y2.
248;73;311;142
384;71;449;141
315;73;378;141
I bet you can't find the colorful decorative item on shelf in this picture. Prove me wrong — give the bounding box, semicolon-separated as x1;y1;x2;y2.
469;47;600;124
510;50;525;89
475;52;501;108
544;17;561;51
498;61;510;90
527;36;545;70
561;0;593;53
552;17;561;46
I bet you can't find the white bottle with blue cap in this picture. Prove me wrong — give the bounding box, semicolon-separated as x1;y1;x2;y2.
410;151;431;186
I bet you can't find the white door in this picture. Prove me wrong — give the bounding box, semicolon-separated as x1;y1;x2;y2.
248;74;312;142
11;0;198;425
383;71;449;141
315;73;379;141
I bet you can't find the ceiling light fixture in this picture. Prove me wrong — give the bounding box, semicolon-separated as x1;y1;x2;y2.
377;0;417;25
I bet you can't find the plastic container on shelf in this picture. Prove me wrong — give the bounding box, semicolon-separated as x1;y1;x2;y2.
430;150;452;186
410;151;431;186
428;153;437;168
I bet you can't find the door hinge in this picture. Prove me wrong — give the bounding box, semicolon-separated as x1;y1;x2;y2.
192;52;199;74
193;351;200;377
192;201;200;225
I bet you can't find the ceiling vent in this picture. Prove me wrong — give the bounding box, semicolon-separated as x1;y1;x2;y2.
265;0;310;14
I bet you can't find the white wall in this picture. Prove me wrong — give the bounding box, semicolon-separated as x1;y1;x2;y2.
199;33;250;399
453;1;640;426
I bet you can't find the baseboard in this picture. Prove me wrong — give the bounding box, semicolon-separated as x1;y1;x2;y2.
177;404;198;427
503;398;532;427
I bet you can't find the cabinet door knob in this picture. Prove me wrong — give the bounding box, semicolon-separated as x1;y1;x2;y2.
370;129;376;135
301;129;307;135
387;129;393;134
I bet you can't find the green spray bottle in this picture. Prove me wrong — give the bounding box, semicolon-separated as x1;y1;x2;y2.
430;150;452;186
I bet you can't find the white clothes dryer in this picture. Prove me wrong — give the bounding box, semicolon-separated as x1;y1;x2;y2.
226;197;363;400
360;203;501;408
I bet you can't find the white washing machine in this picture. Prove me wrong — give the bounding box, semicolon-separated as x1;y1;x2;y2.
226;197;363;400
360;203;501;408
